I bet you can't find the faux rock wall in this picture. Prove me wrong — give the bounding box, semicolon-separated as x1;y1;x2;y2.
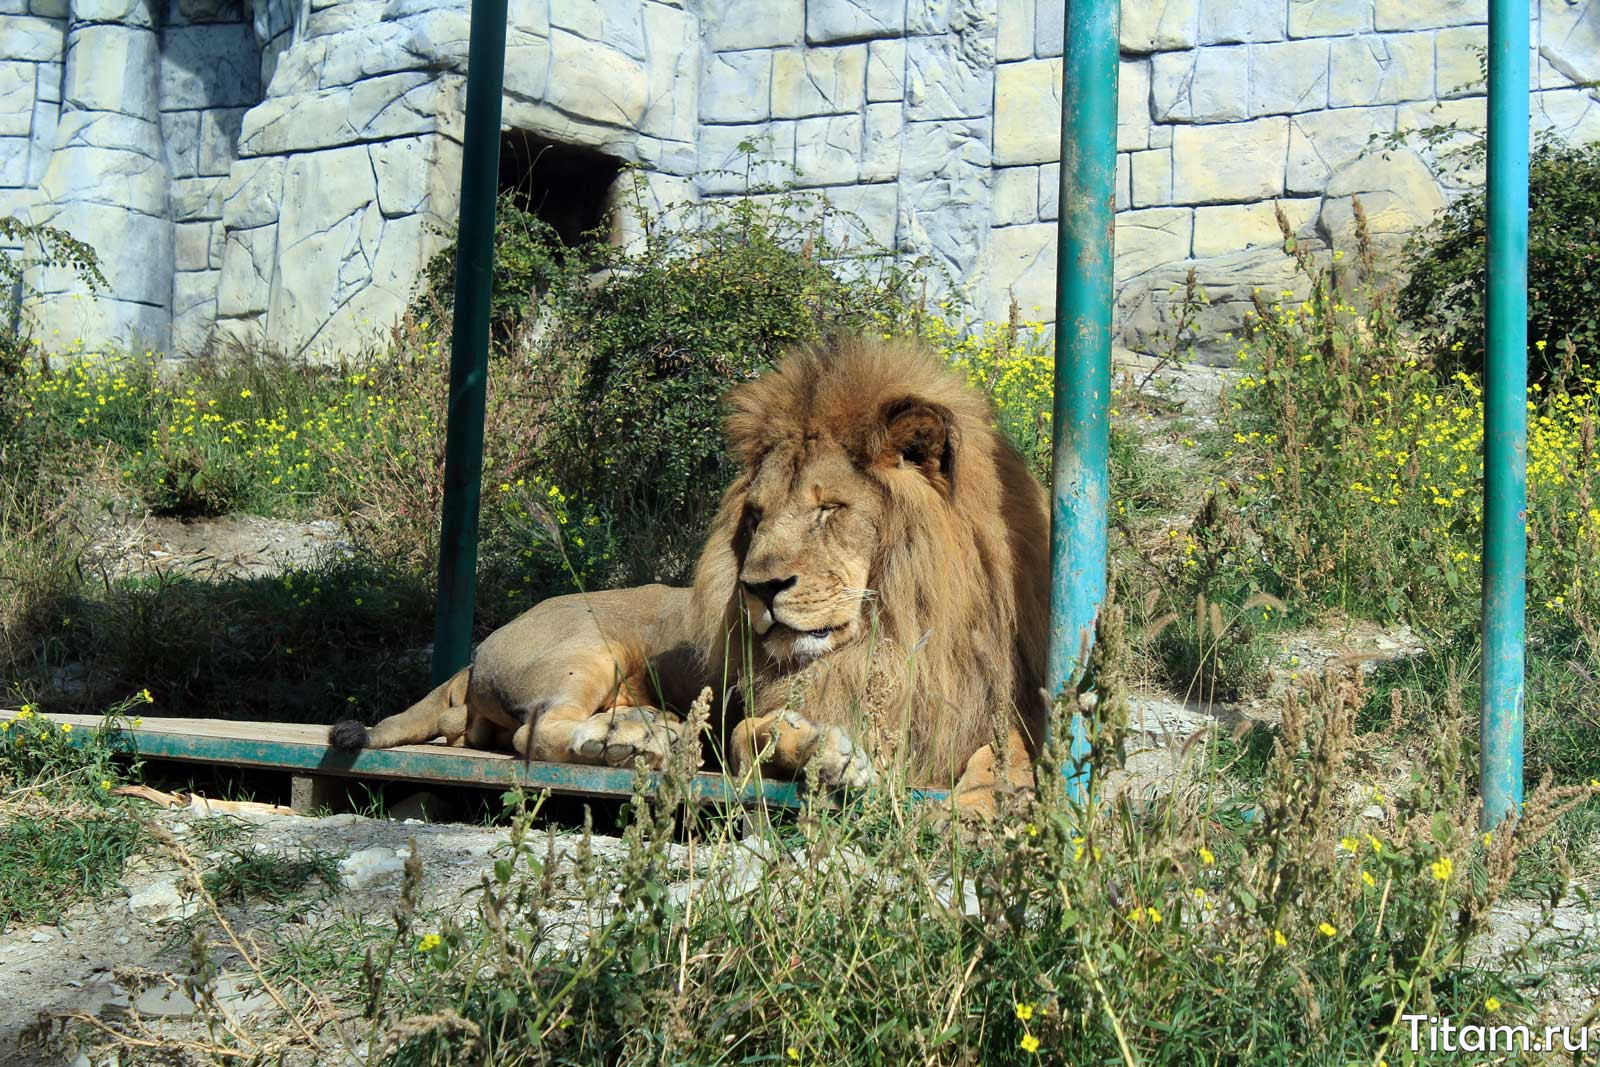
1;0;1598;358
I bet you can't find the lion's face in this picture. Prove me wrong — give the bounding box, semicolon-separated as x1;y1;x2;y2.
733;442;886;664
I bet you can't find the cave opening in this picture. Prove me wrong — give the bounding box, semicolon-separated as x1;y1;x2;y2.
497;130;625;247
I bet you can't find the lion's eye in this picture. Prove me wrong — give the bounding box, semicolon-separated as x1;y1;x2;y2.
818;502;844;516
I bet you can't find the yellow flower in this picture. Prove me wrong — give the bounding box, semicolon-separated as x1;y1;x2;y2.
1318;922;1337;938
239;389;252;398
60;724;72;734
1020;1033;1041;1054
1015;1003;1034;1021
1431;857;1454;882
100;779;112;791
787;1048;800;1062
141;688;153;704
1199;846;1215;866
417;933;442;952
1146;906;1162;924
1026;822;1038;838
1485;996;1501;1012
1339;837;1359;853
1361;870;1376;888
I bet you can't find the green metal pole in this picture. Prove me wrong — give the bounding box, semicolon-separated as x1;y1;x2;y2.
1049;0;1118;802
431;0;507;684
1480;0;1529;827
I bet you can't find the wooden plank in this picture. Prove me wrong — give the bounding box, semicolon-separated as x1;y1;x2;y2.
0;710;951;808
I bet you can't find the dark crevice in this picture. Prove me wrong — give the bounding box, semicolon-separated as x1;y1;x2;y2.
497;129;624;247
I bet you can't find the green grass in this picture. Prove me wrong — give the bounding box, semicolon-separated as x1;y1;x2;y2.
203;844;343;905
0;811;141;932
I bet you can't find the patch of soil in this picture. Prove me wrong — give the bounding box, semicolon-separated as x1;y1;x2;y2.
85;514;351;583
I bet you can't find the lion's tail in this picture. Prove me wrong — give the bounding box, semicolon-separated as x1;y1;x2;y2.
328;667;472;751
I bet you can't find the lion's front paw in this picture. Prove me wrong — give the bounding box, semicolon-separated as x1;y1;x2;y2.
568;706;688;770
801;719;878;792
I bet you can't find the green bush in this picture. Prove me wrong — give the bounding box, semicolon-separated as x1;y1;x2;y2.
1398;139;1600;382
418;195;563;352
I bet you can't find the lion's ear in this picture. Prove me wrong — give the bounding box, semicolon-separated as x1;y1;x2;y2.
879;398;956;493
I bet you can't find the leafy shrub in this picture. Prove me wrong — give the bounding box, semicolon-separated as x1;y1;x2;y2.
1399;139;1600;383
418;195;563;352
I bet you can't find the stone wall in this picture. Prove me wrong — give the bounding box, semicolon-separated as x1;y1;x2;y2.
1;0;1597;358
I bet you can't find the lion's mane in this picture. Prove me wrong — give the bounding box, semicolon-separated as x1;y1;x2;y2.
689;336;1051;785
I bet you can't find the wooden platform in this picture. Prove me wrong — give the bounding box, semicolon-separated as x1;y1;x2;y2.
0;710;950;811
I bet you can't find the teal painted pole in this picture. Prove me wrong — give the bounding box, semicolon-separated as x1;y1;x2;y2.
1049;0;1118;802
431;0;507;684
1480;0;1529;826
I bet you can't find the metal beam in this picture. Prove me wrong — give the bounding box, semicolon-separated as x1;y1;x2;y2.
1049;0;1119;802
1480;0;1530;827
432;0;509;684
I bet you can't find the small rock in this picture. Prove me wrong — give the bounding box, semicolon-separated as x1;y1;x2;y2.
127;878;198;924
214;971;273;1017
134;984;197;1018
1361;804;1385;819
30;931;52;943
339;847;408;889
316;813;361;828
1551;911;1583;932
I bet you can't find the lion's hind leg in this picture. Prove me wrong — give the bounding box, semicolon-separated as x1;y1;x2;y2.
951;727;1036;819
729;711;877;792
510;700;692;772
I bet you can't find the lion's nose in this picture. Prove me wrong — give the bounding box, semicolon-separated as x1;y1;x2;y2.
741;575;797;610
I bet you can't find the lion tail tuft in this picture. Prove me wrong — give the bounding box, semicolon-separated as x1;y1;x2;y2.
328;720;371;750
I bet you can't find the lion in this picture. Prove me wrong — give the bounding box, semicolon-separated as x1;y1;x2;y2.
330;335;1051;810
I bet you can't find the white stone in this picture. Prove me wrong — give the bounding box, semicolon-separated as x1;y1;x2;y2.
866;38;905;101
215;223;277;319
1248;40;1329;116
1541;0;1600;89
544;30;649;127
1320;147;1446;248
700;0;801;49
1116;206;1192;281
996;0;1033;62
1286;105;1396;194
793;113;861;185
1119;57;1152;150
860;101;901;181
772;44;867;118
162;109;200;177
805;0;903;43
1328;33;1434;106
1121;0;1200;53
238;73;439;156
1288;0;1372;37
1171;117;1289;204
1197;0;1286;44
1;16;63;62
159;24;261;109
172;175;224;221
339;846;408;889
1191;198;1317;257
992;165;1038;225
994;58;1058;165
506;0;549;37
221;157;285;230
701;49;771;123
696;121;796;193
503;33;552;101
369;136;431;217
905;32;992;121
127;878;197;923
1130;147;1171;207
173;270;214;318
639;2;697;143
1152;46;1248;123
176;222;213;270
1435;25;1488;98
0;64;35;138
550;0;645;60
1038;160;1057;219
986;222;1053;321
901;116;989;172
819;179;897;249
1532;87;1600;146
198;107;246;177
1374;0;1485;31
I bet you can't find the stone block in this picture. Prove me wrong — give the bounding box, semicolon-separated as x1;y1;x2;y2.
821;179;898;249
772;44;867;118
1542;0;1600;89
161;109;200;177
0;63;34;138
1119;57;1152;149
867;38;905;101
0;135;27;185
1117;244;1307;362
1191;198;1317;257
1435;25;1488;98
159;24;262;109
63;24;156;114
1249;39;1329;116
992;165;1038;225
1288;0;1372;37
996;0;1033;61
1321;147;1446;248
793;113;861;186
1038;160;1057;219
1130;147;1171;207
1197;0;1286;44
994;58;1057;165
172;268;214;317
639;2;697;142
239;73;438;155
1374;0;1484;31
367;136;430;216
29;0;67;16
1286;105;1395;194
1121;0;1199;53
861;101;901;181
1116;149;1130;209
544;30;648;127
73;0;153;25
700;0;801;49
1;16;64;61
36;61;61;104
805;0;903;43
220;156;284;229
278;145;376;249
896;166;990;284
1328;33;1434;106
550;0;646;60
1532;87;1600;146
506;0;550;37
901;116;989;173
1171;117;1289;203
905;32;993;121
198;107;246;176
172;175;225;220
1116;206;1192;282
503;34;552;101
216;222;276;319
696;120;795;193
1152;46;1247;123
701;49;771;123
986;222;1054;321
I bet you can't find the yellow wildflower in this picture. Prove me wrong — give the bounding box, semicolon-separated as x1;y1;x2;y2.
1015;1003;1034;1021
1020;1033;1040;1054
1318;922;1337;938
1431;857;1453;882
